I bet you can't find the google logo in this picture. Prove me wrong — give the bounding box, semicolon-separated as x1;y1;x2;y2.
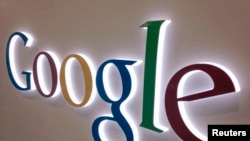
5;20;240;141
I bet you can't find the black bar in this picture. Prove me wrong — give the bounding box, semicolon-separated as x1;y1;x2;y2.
208;125;250;141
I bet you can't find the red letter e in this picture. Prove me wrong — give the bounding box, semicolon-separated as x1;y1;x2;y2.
165;63;239;141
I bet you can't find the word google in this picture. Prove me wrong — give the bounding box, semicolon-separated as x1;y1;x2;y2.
5;20;241;141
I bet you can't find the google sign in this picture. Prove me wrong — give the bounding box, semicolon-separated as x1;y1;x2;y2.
5;20;240;141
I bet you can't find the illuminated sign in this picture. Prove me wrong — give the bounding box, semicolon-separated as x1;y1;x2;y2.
5;20;240;141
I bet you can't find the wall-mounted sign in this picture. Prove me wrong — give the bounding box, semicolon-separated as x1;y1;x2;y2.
5;20;240;141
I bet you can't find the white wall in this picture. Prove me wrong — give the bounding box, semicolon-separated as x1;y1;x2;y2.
1;0;250;141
